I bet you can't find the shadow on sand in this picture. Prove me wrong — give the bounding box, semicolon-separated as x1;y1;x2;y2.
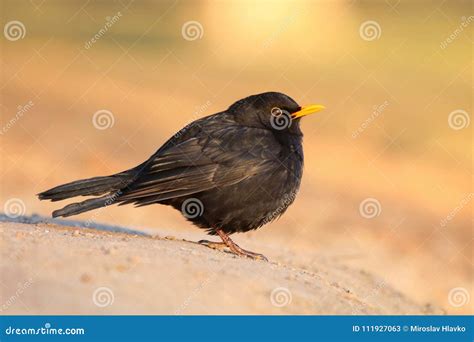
0;214;150;237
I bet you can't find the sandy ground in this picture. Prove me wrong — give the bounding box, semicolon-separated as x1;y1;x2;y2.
1;1;471;316
0;216;442;315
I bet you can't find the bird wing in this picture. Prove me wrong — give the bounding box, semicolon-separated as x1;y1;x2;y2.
118;123;281;206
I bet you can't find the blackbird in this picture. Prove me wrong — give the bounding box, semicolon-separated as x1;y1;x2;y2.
38;92;324;261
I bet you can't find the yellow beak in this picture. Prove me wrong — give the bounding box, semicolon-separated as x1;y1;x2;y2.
291;104;325;119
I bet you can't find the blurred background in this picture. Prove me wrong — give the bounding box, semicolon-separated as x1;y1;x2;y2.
1;0;472;314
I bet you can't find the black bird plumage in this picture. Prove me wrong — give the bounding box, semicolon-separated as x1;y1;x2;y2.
38;92;324;260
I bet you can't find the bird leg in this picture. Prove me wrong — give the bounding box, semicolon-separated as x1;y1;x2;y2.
215;229;268;262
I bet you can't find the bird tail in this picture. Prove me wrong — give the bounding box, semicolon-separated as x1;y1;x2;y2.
38;173;132;218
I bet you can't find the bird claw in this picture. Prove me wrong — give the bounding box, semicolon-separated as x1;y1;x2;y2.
198;239;268;262
198;240;230;252
239;250;268;262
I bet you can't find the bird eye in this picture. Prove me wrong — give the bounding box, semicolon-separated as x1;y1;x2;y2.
271;107;283;117
269;107;292;130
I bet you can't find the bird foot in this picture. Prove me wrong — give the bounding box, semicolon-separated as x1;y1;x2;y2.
198;240;230;252
231;247;269;262
202;229;269;262
199;239;268;261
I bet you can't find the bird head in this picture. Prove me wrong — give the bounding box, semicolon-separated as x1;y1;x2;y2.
229;92;325;134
